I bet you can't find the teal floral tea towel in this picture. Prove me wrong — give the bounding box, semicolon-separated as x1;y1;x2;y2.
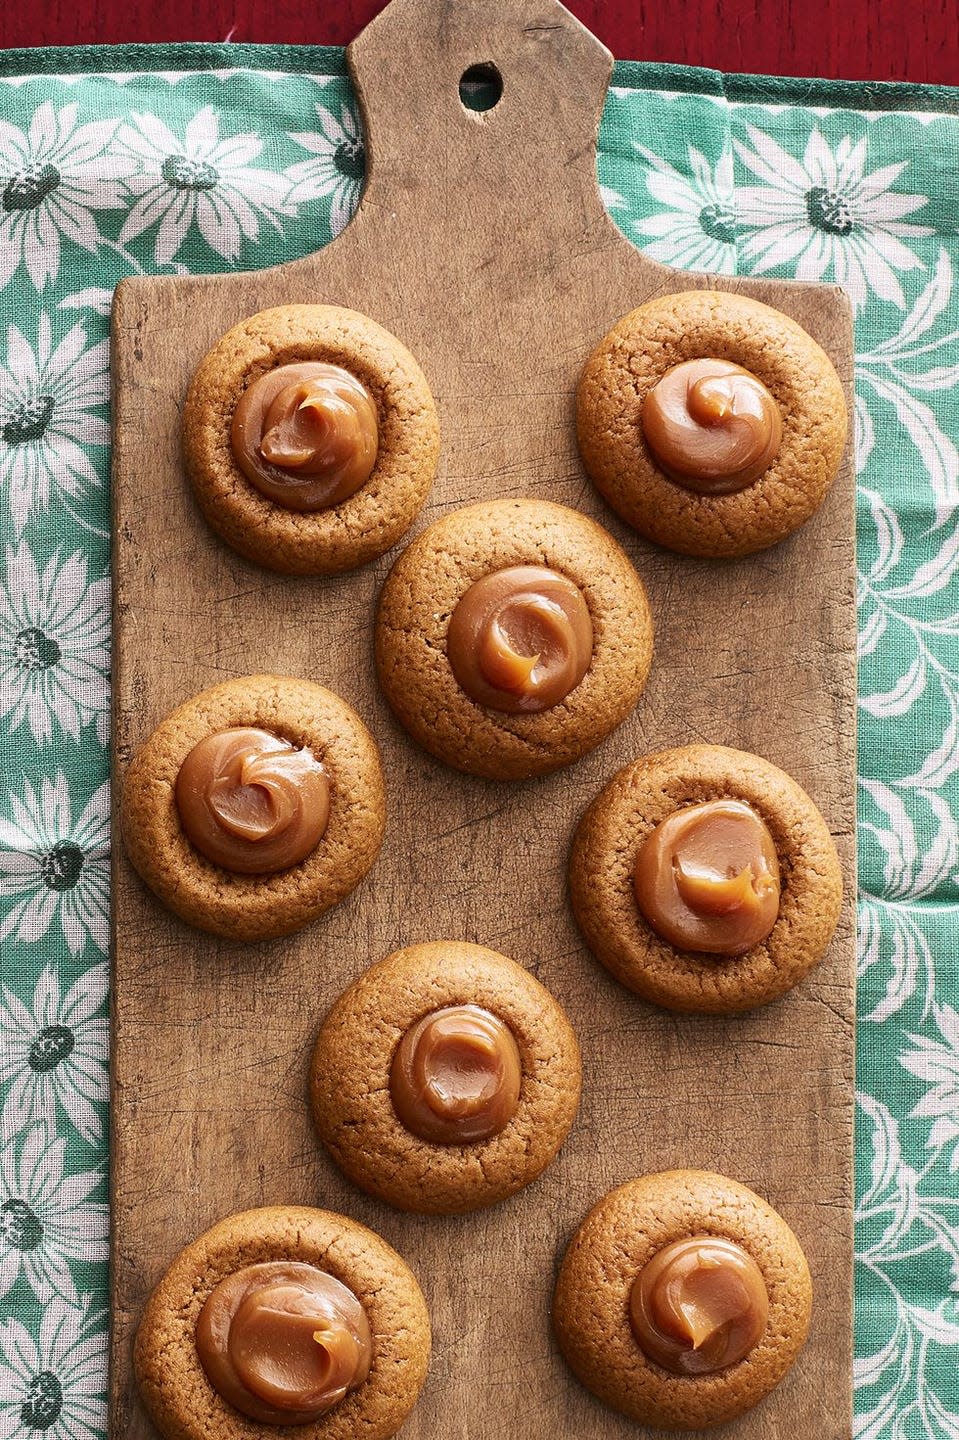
0;43;958;1439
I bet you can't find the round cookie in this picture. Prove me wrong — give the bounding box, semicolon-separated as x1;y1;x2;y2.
135;1205;430;1440
374;498;654;780
576;290;847;558
121;674;385;941
311;940;582;1214
183;304;440;574
569;744;842;1013
553;1170;812;1430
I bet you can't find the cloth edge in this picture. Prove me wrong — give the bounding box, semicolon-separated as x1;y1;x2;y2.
0;41;957;114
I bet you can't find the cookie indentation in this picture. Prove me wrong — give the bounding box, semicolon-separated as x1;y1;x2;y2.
570;744;842;1012
633;798;780;957
183;304;439;575
375;498;654;780
576;289;847;558
311;940;581;1213
175;727;330;875
231;362;378;511
641;358;782;494
447;565;593;714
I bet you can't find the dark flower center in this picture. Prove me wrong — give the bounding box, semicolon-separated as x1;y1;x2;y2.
21;1370;63;1429
334;139;365;182
15;627;61;671
1;1197;43;1251
29;1024;75;1073
39;841;84;892
698;202;737;244
805;185;854;235
3;395;55;445
161;155;218;191
3;163;60;212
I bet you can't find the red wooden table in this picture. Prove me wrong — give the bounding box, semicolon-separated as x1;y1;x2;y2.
0;0;955;86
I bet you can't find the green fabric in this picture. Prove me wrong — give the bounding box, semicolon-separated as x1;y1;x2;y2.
0;41;956;1439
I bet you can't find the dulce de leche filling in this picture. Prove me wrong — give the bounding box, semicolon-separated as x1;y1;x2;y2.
641;358;782;494
196;1261;372;1424
633;799;780;956
231;361;379;511
175;727;330;875
446;565;593;714
630;1237;769;1376
390;1004;522;1144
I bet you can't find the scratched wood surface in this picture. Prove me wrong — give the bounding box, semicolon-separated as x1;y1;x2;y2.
110;1;857;1436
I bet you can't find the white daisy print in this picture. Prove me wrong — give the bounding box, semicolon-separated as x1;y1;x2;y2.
0;964;109;1145
0;1297;107;1440
285;102;364;238
599;183;627;213
900;1004;959;1172
0;773;109;957
632;143;738;275
0;545;109;746
734;125;934;310
0;1125;107;1304
116;105;295;265
0;315;109;540
0;100;134;292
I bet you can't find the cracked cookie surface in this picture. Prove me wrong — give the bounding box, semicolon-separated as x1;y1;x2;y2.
311;940;582;1214
569;744;842;1013
576;290;847;558
120;674;385;941
134;1205;430;1440
183;304;439;574
374;498;654;780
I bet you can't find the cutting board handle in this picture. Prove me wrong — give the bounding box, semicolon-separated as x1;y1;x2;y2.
347;0;615;234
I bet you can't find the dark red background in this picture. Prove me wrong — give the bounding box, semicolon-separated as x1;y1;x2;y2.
1;0;955;86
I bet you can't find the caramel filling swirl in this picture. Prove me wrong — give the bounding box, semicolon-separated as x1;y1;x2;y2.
231;361;378;511
196;1261;372;1424
446;565;593;714
629;1236;769;1376
175;727;330;875
633;799;781;956
390;1004;522;1145
641;358;782;495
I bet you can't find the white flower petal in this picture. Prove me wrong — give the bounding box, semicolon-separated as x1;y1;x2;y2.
735;124;808;192
803;127;835;188
125;111;180;158
5;323;37;385
211;133;263;169
27;100;62;158
118;185;173;243
329;184;358;238
286;129;336;158
184;105;219;159
313;103;347;145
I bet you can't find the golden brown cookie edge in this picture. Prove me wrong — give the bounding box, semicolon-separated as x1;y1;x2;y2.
569;743;843;1013
576;289;848;559
552;1169;812;1429
310;940;582;1213
133;1204;431;1440
182;304;440;575
374;497;654;780
120;674;386;940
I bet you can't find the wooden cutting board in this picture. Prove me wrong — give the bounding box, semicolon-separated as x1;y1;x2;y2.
110;0;857;1435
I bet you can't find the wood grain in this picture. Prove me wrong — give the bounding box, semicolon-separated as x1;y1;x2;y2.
110;1;857;1436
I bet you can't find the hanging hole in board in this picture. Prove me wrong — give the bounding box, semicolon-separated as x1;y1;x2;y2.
459;62;503;114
